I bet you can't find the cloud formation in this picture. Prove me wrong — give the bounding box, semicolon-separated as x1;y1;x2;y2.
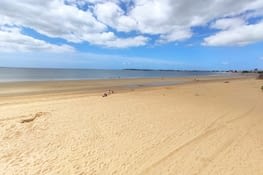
0;0;263;51
0;26;74;52
203;21;263;46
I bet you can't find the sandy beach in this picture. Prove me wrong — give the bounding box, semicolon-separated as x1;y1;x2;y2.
0;75;263;175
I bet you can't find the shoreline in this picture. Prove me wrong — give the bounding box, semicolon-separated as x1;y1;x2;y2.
0;74;256;107
0;74;255;98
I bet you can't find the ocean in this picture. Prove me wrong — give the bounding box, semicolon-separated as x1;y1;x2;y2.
0;67;225;82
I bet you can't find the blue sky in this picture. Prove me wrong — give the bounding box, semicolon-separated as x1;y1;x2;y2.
0;0;263;70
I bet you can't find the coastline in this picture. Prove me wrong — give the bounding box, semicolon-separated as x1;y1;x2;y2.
0;74;254;106
0;73;254;98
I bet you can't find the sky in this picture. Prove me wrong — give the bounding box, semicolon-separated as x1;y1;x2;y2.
0;0;263;70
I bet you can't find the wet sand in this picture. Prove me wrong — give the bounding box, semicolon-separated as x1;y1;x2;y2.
0;75;263;174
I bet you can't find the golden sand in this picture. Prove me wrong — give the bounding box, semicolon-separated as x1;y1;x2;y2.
0;77;262;174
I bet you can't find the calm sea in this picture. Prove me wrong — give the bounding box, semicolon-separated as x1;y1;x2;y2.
0;68;225;82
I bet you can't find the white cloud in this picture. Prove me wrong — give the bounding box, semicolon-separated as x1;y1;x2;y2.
128;0;263;37
80;31;148;48
158;28;193;43
0;26;74;52
99;35;148;48
203;21;263;46
0;0;148;48
1;0;263;50
94;1;137;32
0;0;106;41
94;0;263;43
211;18;246;30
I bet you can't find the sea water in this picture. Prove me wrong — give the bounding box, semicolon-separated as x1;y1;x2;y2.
0;67;225;82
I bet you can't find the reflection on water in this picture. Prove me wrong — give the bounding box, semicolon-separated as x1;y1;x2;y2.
0;67;224;82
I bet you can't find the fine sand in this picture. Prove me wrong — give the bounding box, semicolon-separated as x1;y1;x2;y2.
0;76;263;174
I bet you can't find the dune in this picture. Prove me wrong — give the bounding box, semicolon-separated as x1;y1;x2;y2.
0;77;262;174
